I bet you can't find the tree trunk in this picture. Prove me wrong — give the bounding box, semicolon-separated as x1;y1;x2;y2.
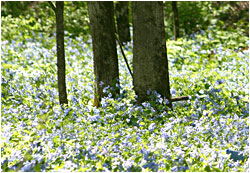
56;1;68;105
115;1;131;44
132;1;171;106
88;2;120;107
172;1;179;40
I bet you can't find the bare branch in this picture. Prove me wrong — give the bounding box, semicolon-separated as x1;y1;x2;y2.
48;1;56;13
171;96;189;102
115;33;133;79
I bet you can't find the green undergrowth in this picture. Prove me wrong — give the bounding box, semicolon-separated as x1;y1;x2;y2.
1;20;249;172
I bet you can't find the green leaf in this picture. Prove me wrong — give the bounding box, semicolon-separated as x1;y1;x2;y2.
140;122;145;126
34;163;42;172
204;165;211;172
205;83;210;89
2;159;8;172
54;163;64;171
24;151;33;161
115;133;120;138
212;167;221;172
134;155;142;164
165;162;170;171
96;161;103;171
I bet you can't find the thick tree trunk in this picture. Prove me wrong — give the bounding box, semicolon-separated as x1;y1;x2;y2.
56;1;68;105
115;1;131;44
132;1;171;105
172;1;179;40
88;2;120;107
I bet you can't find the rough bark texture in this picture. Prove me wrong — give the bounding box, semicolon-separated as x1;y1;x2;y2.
115;1;131;44
172;1;180;40
56;1;68;105
132;1;171;104
88;2;119;107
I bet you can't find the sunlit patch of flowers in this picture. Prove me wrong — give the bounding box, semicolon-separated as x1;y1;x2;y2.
1;26;249;172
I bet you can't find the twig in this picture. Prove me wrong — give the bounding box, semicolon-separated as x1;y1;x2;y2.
115;33;133;79
170;96;189;102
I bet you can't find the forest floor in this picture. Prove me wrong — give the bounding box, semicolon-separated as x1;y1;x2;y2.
1;26;249;171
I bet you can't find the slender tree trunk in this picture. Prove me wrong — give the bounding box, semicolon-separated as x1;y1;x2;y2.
88;2;120;107
115;1;131;44
55;1;68;105
132;1;171;106
172;1;179;40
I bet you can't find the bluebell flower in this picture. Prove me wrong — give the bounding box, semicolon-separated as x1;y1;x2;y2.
122;159;134;170
143;162;158;171
215;79;225;85
20;162;33;172
158;97;163;104
99;81;104;87
90;115;101;122
149;123;156;132
103;86;110;93
210;88;221;93
93;107;100;115
142;102;150;108
171;88;176;95
182;140;189;147
164;99;170;105
147;89;151;95
179;166;189;171
171;166;178;172
72;96;78;104
208;33;213;40
116;82;121;89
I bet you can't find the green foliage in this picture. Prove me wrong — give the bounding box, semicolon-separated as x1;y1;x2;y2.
1;1;90;41
2;1;248;41
164;1;249;39
64;1;90;38
1;1;33;17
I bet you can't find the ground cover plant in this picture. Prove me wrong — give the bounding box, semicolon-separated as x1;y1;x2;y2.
1;18;249;172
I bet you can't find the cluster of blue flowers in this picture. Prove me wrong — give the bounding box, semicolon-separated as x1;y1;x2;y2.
1;26;249;172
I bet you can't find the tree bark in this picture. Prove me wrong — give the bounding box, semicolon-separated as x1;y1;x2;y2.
172;1;180;40
88;2;120;107
132;1;171;106
56;1;68;105
115;1;131;44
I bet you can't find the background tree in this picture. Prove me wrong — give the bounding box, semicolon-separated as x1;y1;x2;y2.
132;1;171;105
49;1;68;105
115;1;131;44
88;2;120;107
172;1;179;40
